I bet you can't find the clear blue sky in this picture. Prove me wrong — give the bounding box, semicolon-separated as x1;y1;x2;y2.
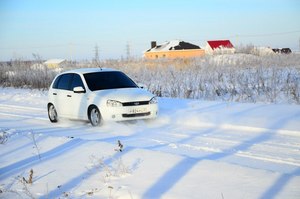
0;0;299;61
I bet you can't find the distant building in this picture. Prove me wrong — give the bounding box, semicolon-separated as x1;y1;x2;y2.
44;59;66;68
144;40;205;59
205;40;235;55
251;47;274;56
272;48;292;54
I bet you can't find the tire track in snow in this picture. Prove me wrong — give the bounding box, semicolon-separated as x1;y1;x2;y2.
149;137;300;167
0;104;45;112
185;122;300;137
0;112;48;121
1;103;299;167
0;104;47;121
180;142;300;166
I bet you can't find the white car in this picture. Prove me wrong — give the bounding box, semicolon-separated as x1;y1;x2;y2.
47;68;158;126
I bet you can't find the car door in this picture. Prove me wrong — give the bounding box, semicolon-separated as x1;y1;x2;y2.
54;73;74;117
69;74;88;119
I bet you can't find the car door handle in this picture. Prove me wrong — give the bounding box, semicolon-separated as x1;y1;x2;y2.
53;93;57;95
67;95;72;97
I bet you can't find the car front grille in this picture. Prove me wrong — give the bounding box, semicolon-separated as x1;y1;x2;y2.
122;112;151;118
122;101;149;106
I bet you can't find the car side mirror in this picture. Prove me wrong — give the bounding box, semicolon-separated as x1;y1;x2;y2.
138;83;148;90
73;86;85;93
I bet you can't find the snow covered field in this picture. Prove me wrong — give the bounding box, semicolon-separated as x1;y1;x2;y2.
0;88;300;199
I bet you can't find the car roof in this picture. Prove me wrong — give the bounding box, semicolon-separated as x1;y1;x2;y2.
63;68;119;75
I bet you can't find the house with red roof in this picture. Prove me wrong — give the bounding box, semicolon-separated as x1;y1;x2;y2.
205;40;235;55
144;40;205;59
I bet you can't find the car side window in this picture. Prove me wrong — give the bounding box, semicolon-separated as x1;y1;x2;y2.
52;75;61;89
70;74;85;90
57;74;73;90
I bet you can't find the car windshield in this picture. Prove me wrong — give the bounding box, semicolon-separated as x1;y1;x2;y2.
83;71;138;91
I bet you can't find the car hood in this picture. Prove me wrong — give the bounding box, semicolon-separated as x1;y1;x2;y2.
93;87;154;102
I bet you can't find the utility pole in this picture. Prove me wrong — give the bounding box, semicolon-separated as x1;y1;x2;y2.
94;44;100;67
69;43;74;61
126;42;131;61
299;37;300;52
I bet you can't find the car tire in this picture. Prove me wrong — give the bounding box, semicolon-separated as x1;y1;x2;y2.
88;106;102;126
48;104;58;123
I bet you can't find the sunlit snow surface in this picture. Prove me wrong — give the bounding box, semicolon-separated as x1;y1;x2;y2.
0;88;299;199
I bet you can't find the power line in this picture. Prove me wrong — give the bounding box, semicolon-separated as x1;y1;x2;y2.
1;30;299;52
228;30;300;38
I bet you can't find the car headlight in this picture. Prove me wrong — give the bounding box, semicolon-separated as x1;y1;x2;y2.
107;100;123;107
149;97;158;104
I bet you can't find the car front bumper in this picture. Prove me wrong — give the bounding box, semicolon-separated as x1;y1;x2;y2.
100;104;158;121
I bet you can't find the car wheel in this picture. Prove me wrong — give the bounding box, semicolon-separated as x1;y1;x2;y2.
48;104;58;123
88;106;101;126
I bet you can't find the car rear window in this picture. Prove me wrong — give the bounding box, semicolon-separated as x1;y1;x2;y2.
56;74;73;90
83;71;137;91
53;73;85;91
